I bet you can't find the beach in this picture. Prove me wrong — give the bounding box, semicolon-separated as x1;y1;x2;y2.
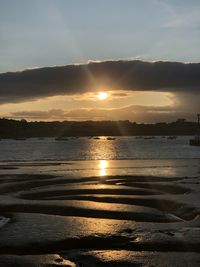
0;155;200;266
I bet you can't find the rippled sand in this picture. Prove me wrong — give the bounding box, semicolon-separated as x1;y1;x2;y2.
0;160;199;266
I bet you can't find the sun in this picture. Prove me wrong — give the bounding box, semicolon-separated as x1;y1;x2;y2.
97;91;108;100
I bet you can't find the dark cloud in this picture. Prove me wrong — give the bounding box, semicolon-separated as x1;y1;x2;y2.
172;92;200;111
0;59;200;104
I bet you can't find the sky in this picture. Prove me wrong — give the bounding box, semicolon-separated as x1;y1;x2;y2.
0;0;200;122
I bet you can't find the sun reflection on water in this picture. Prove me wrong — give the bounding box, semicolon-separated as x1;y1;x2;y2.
99;160;108;176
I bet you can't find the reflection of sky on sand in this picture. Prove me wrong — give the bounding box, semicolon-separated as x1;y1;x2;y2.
80;219;122;238
0;212;134;245
1;159;200;178
70;200;157;214
85;250;145;264
77;216;135;238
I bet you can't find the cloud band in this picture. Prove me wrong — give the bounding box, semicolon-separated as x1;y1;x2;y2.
0;60;200;104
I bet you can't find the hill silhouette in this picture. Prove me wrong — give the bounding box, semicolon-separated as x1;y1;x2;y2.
0;118;199;138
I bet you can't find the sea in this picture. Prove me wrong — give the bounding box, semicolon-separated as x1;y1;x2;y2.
0;135;200;178
0;136;199;162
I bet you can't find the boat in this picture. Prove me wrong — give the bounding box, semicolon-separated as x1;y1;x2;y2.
55;137;68;141
189;114;200;146
167;136;177;140
106;137;116;140
190;136;200;146
144;136;156;140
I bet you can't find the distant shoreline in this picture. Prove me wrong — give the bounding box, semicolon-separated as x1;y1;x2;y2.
0;118;199;138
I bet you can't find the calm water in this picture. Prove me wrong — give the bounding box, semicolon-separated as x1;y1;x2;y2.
0;136;200;162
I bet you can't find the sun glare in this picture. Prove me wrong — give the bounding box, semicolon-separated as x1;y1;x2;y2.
99;160;108;176
97;92;108;100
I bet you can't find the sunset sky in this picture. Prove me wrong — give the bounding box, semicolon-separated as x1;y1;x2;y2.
0;0;200;122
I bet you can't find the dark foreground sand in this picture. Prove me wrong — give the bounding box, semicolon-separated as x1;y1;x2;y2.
0;161;199;266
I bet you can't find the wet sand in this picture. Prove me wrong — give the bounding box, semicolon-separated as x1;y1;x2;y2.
0;160;199;266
